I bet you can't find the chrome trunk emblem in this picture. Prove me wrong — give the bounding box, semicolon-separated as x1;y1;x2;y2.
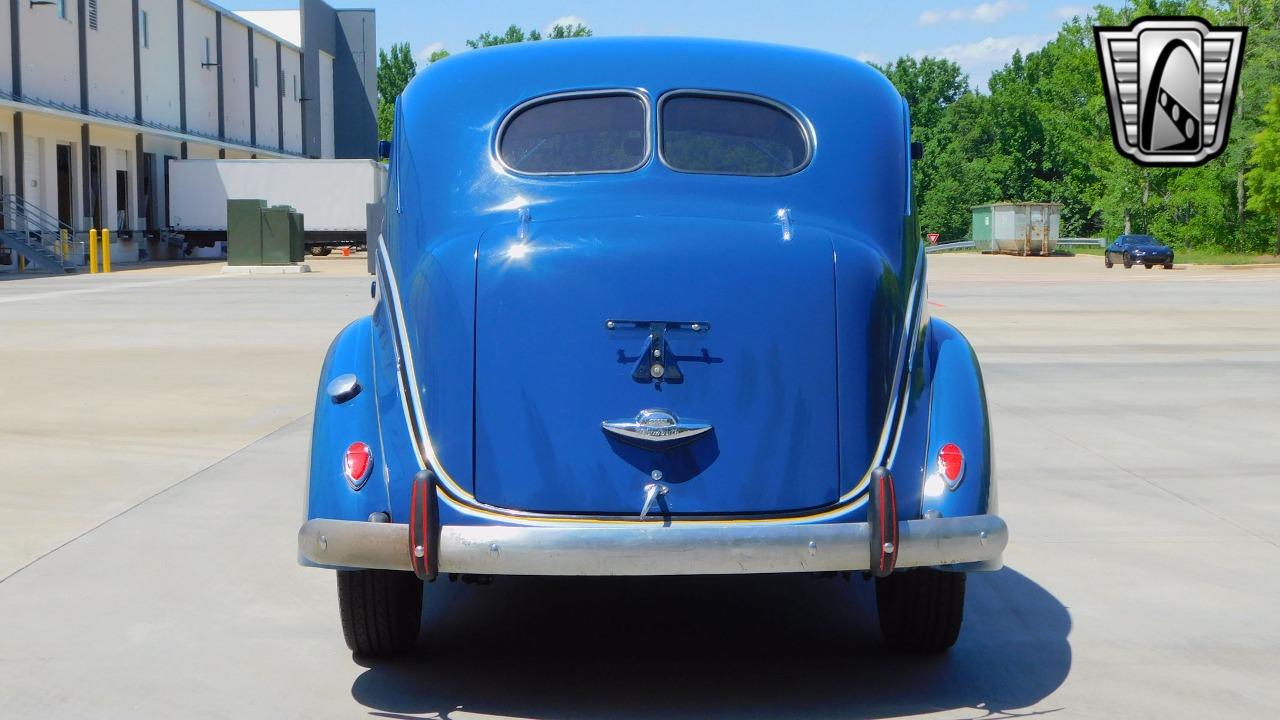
602;408;712;448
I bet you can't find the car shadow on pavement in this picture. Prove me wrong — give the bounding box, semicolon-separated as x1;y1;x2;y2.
351;566;1070;719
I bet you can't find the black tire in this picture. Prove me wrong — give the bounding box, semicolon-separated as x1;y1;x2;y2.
309;246;333;257
336;569;422;657
875;568;966;652
1145;263;1152;269
1122;253;1133;268
1104;255;1113;268
1164;262;1173;269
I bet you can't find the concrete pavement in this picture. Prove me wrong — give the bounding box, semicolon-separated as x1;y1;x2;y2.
1;252;1277;718
0;256;372;580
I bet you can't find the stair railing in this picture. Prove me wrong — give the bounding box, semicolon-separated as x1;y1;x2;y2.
0;194;79;264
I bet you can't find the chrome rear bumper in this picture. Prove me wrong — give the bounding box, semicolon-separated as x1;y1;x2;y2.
298;514;1007;576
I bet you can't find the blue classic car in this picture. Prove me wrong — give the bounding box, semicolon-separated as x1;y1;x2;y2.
1105;234;1175;269
298;37;1007;656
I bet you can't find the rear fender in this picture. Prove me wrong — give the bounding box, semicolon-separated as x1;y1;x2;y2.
921;319;996;521
305;317;390;532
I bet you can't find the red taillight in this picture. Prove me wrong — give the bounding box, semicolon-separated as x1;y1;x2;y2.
344;442;373;487
938;443;964;487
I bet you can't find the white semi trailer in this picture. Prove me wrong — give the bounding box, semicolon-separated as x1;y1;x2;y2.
167;159;387;256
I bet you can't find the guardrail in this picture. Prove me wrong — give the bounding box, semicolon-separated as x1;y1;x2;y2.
924;238;1105;254
924;240;975;254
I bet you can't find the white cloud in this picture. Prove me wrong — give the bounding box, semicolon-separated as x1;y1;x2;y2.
855;51;881;64
1053;5;1088;20
921;33;1055;86
932;33;1052;64
415;41;445;66
918;9;946;25
971;0;1022;22
918;1;1025;25
545;15;587;33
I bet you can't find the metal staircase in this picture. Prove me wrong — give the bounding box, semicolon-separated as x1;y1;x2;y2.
0;194;79;274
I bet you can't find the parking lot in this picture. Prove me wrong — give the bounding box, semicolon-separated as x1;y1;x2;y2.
1;253;1278;719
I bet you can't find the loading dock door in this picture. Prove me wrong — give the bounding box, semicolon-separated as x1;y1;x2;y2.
57;144;74;227
116;171;129;230
142;152;157;231
164;156;175;227
0;132;7;230
89;146;104;229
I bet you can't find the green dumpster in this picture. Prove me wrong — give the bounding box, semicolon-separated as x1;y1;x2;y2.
226;199;267;266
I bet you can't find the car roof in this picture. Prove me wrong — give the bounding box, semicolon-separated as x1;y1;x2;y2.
413;36;887;93
392;37;915;267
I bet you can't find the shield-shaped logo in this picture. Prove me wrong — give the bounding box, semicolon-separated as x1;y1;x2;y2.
1095;16;1247;167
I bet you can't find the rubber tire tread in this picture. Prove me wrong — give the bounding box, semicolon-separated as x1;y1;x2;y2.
875;568;966;653
337;569;423;657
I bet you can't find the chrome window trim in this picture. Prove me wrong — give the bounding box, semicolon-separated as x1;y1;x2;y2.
656;89;816;177
494;88;653;177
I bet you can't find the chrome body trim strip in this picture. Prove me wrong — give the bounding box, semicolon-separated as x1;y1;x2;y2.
298;513;1006;575
848;243;927;497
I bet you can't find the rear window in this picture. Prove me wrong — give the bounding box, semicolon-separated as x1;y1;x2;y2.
498;92;648;175
659;92;810;176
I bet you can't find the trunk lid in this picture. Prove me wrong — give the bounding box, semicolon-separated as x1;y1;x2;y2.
473;215;842;515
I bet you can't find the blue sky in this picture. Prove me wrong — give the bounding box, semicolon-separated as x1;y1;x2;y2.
232;1;1120;88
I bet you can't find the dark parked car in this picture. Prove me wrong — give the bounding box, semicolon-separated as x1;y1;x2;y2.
1105;235;1174;269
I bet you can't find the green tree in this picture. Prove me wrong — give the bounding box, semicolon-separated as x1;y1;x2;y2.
376;101;395;143
378;22;592;140
1245;87;1280;256
546;22;593;40
872;56;971;241
1214;0;1280;248
465;22;592;49
873;0;1280;252
872;56;968;133
376;42;417;140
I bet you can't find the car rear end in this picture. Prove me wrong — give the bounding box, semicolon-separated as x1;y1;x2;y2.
297;37;1007;656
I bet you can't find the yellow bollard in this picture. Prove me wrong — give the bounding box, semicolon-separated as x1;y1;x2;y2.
18;255;25;272
89;229;99;274
60;229;69;259
101;229;111;273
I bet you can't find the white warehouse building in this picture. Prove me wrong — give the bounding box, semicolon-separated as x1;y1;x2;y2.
0;0;376;271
